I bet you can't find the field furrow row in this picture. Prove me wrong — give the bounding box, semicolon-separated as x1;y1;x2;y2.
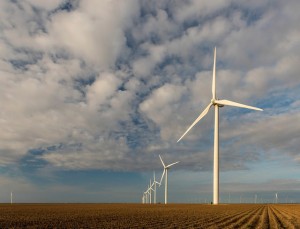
268;205;289;229
238;205;265;229
270;205;300;229
205;205;261;228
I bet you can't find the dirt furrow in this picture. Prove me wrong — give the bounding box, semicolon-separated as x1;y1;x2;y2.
182;211;228;228
238;205;265;229
256;205;270;229
268;205;289;229
175;205;255;228
205;205;261;228
271;205;300;229
224;205;264;229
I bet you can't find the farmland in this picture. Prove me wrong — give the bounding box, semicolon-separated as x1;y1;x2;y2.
1;204;300;228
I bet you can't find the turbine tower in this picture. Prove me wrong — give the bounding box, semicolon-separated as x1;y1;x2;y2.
159;155;179;204
10;191;13;204
147;184;152;204
177;47;263;205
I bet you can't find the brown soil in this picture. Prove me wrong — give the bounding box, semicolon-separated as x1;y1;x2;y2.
1;204;300;228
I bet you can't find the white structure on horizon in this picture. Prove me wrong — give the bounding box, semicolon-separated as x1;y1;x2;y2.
177;47;263;205
10;191;13;204
159;155;179;204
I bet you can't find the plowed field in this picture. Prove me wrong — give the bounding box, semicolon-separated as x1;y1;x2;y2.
1;204;300;228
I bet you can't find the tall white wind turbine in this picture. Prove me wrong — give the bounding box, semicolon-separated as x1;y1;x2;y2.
159;155;179;204
177;47;263;205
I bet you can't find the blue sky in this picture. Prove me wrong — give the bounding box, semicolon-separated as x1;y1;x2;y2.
0;0;300;203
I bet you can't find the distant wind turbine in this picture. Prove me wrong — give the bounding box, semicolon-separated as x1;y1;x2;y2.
144;191;148;204
151;171;160;204
147;180;154;204
147;184;151;204
159;155;179;204
11;191;13;204
177;47;263;205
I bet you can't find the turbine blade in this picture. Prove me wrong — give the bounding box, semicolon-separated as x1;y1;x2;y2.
159;169;165;185
150;180;155;188
212;47;216;99
177;102;212;142
166;161;179;168
159;155;166;167
216;99;263;111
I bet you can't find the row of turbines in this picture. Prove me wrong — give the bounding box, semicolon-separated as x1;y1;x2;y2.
142;47;263;205
142;155;179;204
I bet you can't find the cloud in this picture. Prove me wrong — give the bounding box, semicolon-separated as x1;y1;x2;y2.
0;0;300;178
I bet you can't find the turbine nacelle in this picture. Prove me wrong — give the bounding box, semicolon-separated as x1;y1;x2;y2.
211;99;224;107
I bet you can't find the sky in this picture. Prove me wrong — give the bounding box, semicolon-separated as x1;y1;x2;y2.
0;0;300;203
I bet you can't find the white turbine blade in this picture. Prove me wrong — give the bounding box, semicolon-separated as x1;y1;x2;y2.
166;161;179;168
177;102;212;142
159;155;166;167
150;180;155;188
212;47;216;99
216;99;263;111
159;169;165;185
155;181;161;185
153;171;156;182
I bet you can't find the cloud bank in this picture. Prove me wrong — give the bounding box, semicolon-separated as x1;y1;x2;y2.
0;0;299;176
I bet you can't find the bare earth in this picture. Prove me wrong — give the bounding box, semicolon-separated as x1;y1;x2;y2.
1;204;300;228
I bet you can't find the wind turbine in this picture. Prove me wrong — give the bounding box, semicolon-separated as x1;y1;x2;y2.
177;47;263;205
144;191;148;204
10;191;13;204
159;155;179;204
147;184;151;204
275;193;278;204
147;180;154;204
151;171;160;204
